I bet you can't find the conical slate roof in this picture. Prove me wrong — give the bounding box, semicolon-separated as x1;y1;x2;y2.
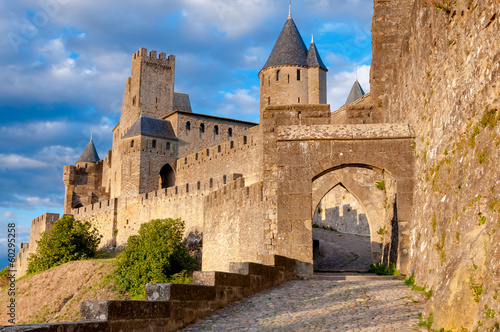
77;139;100;163
345;80;366;105
261;17;308;71
307;41;327;70
123;115;177;140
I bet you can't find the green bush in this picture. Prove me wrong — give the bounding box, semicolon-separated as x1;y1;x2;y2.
368;262;400;276
0;267;10;288
113;218;199;299
27;215;102;274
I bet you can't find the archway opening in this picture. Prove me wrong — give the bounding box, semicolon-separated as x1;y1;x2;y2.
311;165;398;273
159;164;175;189
312;184;372;272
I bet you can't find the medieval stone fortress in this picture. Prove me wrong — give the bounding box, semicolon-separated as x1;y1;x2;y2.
10;0;500;331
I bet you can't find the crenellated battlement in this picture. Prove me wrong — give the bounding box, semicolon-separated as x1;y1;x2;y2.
178;133;255;171
31;213;59;227
132;47;174;67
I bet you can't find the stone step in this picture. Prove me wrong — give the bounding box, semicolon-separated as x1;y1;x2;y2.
312;274;404;281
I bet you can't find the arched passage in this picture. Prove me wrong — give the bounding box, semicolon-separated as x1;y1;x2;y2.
311;165;398;271
159;164;176;189
313;183;372;271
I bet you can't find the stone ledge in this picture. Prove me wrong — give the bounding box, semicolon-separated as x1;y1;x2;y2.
193;271;251;287
277;124;415;141
145;283;217;301
81;300;171;320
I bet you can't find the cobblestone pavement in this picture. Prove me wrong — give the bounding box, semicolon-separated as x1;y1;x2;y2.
182;278;426;331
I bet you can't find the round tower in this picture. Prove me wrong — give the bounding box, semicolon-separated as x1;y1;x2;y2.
259;7;328;116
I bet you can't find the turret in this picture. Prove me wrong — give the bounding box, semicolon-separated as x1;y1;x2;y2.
259;6;328;118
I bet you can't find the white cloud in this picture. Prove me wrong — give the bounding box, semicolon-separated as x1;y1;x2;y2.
327;65;370;111
2;212;17;220
24;196;62;208
181;0;279;38
0;154;50;170
217;87;259;118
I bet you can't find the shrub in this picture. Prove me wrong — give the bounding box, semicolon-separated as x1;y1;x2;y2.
368;262;400;276
426;0;449;10
376;180;386;190
0;267;10;288
27;215;101;274
113;218;199;299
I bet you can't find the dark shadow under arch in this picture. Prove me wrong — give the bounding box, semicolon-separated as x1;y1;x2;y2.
159;164;176;189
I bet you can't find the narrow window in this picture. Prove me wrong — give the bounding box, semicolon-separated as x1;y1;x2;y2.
223;175;227;184
85;164;88;169
199;123;205;139
210;178;213;187
276;70;280;81
155;97;158;103
214;125;219;135
166;142;171;150
268;97;271;105
288;74;290;84
298;97;301;103
186;183;189;193
243;136;247;144
132;96;136;106
268;77;270;86
196;153;198;160
218;145;221;153
131;140;134;148
206;149;210;156
228;128;233;138
230;141;234;149
197;181;200;190
152;140;157;148
184;157;187;164
186;121;191;131
297;69;301;81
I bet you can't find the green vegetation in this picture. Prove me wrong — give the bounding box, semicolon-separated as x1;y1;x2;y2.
470;276;484;303
468;125;481;148
27;215;101;274
113;218;199;299
368;262;400;276
480;109;498;129
427;0;449;11
479;216;487;225
435;232;446;265
405;275;433;299
478;149;487;163
418;312;434;330
0;266;10;288
432;213;437;233
375;180;386;190
377;226;387;241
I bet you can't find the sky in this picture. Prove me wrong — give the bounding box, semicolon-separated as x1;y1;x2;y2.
0;0;374;267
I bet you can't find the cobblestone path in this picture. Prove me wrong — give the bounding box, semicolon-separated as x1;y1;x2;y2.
182;278;426;331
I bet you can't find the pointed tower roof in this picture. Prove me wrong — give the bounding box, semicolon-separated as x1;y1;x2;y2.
345;79;366;105
123;115;177;140
261;15;308;71
306;36;328;70
77;139;100;163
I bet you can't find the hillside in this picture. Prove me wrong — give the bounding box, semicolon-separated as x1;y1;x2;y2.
0;257;130;325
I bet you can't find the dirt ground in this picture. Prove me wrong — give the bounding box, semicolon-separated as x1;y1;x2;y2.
0;258;130;325
313;228;372;271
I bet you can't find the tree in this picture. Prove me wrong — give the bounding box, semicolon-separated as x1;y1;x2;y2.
27;215;101;274
113;218;199;298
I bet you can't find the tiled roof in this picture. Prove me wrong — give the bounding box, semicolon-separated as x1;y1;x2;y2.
261;17;308;71
345;80;366;105
77;139;100;163
173;92;192;113
307;41;327;70
123;115;177;140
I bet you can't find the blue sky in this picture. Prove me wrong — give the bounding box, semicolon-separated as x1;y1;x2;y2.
0;0;374;267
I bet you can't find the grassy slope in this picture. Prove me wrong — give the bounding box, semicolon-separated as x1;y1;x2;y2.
0;255;131;325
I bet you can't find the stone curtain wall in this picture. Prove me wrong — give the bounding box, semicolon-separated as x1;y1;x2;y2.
176;126;263;187
202;178;266;272
378;0;500;329
71;174;244;249
313;185;371;237
11;213;60;278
